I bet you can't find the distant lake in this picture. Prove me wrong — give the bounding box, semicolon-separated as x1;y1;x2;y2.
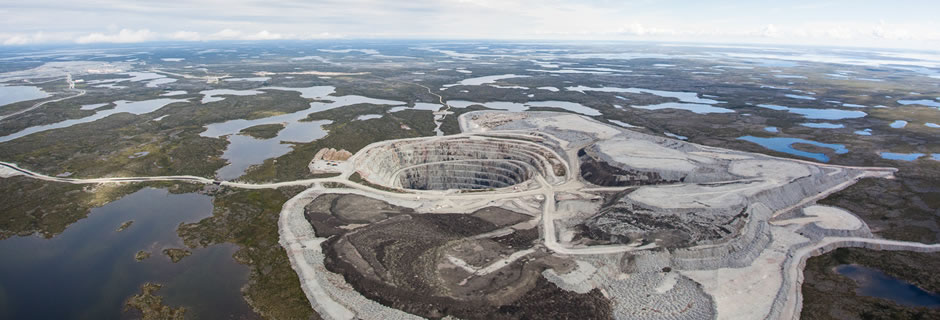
756;104;866;120
835;264;940;308
201;86;403;180
738;136;848;162
889;120;908;128
0;188;257;319
0;85;50;108
898;99;940;108
880;152;924;161
0;98;186;143
800;122;844;129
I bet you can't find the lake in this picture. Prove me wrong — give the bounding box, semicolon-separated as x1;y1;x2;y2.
0;98;187;143
879;152;925;161
835;264;940;308
0;85;50;108
0;188;256;319
738;136;848;162
756;104;866;120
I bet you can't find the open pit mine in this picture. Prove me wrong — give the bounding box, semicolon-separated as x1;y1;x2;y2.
278;111;938;320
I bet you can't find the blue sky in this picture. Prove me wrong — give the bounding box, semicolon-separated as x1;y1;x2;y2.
1;0;938;49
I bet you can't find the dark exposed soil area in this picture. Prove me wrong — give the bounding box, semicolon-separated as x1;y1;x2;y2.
819;166;940;243
801;248;940;320
578;198;747;248
304;193;414;237
491;228;540;249
306;193;612;319
470;207;531;227
324;232;611;320
495;277;612;319
578;148;676;186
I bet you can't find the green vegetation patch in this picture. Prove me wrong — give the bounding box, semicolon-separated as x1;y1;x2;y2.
819;166;940;243
0;177;199;240
124;282;187;320
302;103;390;122
116;220;134;232
242;108;436;183
162;248;192;263
135;250;151;262
0;89;314;179
238;123;285;139
439;104;490;135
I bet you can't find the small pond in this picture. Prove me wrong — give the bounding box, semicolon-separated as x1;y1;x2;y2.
738;136;848;162
835;264;940;308
879;152;925;161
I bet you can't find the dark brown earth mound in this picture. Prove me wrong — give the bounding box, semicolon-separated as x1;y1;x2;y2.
578;148;676;186
304;193;415;237
491;228;540;249
323;228;611;319
304;193;613;319
578;201;747;249
470;207;531;227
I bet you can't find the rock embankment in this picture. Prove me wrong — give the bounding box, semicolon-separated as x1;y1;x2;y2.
314;148;352;161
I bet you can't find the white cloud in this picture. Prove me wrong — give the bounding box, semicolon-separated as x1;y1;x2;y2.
75;29;157;44
208;29;242;40
619;24;652;36
0;28;343;45
202;29;338;41
306;32;343;39
872;21;914;40
3;32;44;45
239;30;283;41
169;31;201;41
761;24;780;38
202;29;287;41
0;1;938;50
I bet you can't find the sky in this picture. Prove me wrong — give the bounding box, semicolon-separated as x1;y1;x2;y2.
1;0;939;50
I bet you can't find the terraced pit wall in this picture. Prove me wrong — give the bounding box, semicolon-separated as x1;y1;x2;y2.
355;136;560;190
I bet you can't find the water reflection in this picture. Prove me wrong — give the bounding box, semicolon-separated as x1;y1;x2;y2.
898;99;940;108
0;188;256;319
756;104;866;120
0;85;50;107
800;122;844;129
835;264;940;308
738;135;848;162
879;152;924;161
0;98;188;143
200;86;406;179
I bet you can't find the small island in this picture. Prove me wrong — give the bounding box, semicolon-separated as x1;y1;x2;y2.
162;248;192;263
134;250;151;262
124;282;186;320
116;220;134;232
238;123;285;139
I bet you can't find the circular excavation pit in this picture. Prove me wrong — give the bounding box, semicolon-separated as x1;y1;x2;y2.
354;135;565;191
